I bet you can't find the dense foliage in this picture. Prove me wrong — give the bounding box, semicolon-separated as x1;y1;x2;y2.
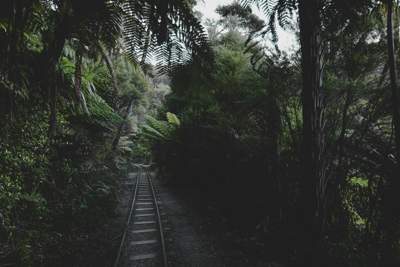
3;0;400;267
0;0;204;266
144;2;400;266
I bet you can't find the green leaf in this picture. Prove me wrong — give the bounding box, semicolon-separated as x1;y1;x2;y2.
350;177;368;188
166;112;181;126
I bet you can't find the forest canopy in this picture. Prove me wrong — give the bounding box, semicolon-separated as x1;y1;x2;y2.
1;0;400;267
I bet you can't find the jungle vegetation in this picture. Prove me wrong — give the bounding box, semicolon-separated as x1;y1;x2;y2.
1;0;400;267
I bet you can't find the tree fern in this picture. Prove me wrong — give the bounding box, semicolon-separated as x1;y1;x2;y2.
122;0;213;73
241;0;296;43
241;0;371;44
142;113;180;142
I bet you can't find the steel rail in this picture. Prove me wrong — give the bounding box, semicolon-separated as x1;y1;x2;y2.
113;167;141;267
147;171;168;267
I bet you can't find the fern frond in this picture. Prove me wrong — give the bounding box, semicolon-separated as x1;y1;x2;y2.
240;0;296;44
122;0;213;74
166;112;181;126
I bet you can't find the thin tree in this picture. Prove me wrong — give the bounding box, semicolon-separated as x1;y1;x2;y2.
241;0;324;264
383;0;400;265
297;1;326;265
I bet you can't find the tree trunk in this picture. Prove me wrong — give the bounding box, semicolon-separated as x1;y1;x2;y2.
382;1;400;265
98;42;119;99
73;44;91;114
141;26;152;66
266;76;282;221
40;1;70;76
298;0;325;265
387;0;400;158
112;97;135;151
48;77;58;140
40;2;70;140
6;0;35;70
74;45;83;101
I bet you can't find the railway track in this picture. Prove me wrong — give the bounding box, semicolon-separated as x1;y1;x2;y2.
114;165;168;267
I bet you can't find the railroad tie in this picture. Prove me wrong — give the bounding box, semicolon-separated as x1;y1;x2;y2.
136;208;154;211
135;213;155;217
132;228;157;234
134;220;156;225
131;239;157;245
130;253;157;261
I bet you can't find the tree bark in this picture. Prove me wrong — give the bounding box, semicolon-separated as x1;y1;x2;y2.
382;1;400;265
387;0;400;158
48;77;58;140
73;44;91;114
98;42;119;98
40;2;70;140
298;0;325;265
112;97;135;151
266;71;282;220
40;1;70;76
74;45;83;102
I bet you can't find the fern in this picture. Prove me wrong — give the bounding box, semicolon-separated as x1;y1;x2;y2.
166;112;181;126
240;0;296;43
122;0;213;73
142;112;180;142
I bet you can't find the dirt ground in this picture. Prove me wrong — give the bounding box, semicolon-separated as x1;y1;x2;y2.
155;178;279;267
